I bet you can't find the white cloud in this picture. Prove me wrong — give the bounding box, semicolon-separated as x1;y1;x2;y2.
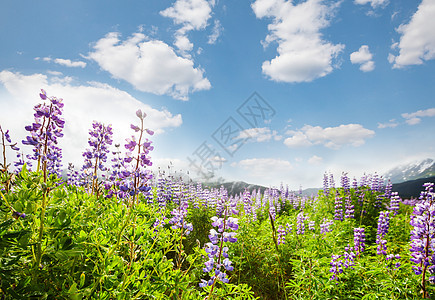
284;131;312;147
350;45;375;72
354;0;389;9
160;0;216;53
174;34;194;52
208;20;223;44
0;70;182;167
252;0;344;83
284;124;375;149
40;57;87;68
46;70;63;76
308;155;323;165
53;58;87;68
402;108;435;125
160;0;214;32
88;32;211;100
238;127;282;142
377;119;398;128
233;158;293;178
389;0;435;68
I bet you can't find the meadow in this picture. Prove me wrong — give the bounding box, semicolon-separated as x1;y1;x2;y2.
0;90;434;299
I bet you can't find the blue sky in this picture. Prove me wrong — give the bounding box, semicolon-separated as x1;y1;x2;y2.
1;0;434;189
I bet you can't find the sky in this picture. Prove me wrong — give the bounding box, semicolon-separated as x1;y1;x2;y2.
1;0;435;189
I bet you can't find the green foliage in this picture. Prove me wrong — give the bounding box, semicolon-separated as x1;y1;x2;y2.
0;166;433;299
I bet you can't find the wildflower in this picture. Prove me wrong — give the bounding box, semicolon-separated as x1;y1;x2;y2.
409;183;435;289
354;227;366;256
277;225;286;245
200;210;238;289
376;211;390;255
389;192;401;216
296;212;306;235
320;218;333;235
22;89;64;177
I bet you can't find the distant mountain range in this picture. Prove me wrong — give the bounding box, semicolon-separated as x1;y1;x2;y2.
384;158;435;184
202;177;434;200
391;176;435;199
200;158;435;198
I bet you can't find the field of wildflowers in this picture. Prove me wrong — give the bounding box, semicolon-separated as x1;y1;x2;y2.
0;90;434;299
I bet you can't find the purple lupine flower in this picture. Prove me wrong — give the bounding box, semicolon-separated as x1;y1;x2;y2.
409;183;435;285
285;223;293;235
329;254;344;282
0;126;21;174
329;173;335;189
323;172;329;197
344;195;355;219
359;173;368;188
156;171;169;207
21;89;64;177
320;218;333;235
376;211;390;255
169;199;193;235
117;111;154;206
371;173;381;192
354;227;366;256
386;254;401;270
343;244;356;269
67;163;80;186
341;172;350;192
384;179;393;199
269;200;276;221
334;196;343;221
277;225;286;245
308;220;315;231
352;177;358;190
389;192;401;216
201;208;238;289
296;212;306;235
330;243;357;282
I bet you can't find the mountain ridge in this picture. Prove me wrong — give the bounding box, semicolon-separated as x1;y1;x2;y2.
384;158;435;183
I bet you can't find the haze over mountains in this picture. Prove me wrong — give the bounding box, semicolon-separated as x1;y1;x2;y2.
384;158;435;184
199;158;435;198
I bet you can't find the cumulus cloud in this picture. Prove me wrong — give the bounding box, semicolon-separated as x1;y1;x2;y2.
354;0;389;9
251;0;344;83
284;124;375;149
238;127;282;142
389;0;435;68
160;0;214;32
402;108;435;125
0;70;182;167
284;131;312;147
88;32;211;100
350;45;375;72
232;158;292;178
308;155;323;165
160;0;216;53
174;35;194;52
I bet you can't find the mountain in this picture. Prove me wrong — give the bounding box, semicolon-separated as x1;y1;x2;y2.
203;181;267;196
203;181;320;197
384;158;435;183
391;176;435;199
